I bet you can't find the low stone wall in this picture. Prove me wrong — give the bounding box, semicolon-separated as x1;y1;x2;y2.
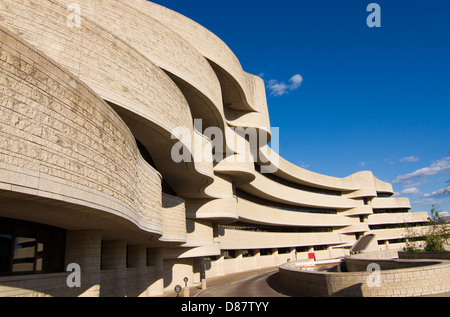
279;252;450;297
398;251;450;261
345;258;441;272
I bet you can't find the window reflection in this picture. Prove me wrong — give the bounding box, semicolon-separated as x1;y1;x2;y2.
0;217;65;276
0;222;12;273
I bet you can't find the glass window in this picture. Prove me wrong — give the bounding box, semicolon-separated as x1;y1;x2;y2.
0;222;13;273
0;217;65;276
12;224;37;273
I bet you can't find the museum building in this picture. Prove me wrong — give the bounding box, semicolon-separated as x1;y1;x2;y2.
0;0;429;296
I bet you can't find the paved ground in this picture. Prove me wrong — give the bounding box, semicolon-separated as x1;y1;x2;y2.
161;266;449;298
161;267;299;297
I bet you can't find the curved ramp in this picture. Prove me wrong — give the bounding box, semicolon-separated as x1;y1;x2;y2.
350;234;376;255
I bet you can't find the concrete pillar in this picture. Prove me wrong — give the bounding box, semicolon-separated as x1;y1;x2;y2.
101;240;127;297
147;248;164;296
64;230;102;297
127;245;149;297
254;249;261;269
216;254;225;277
127;245;146;269
289;247;296;262
193;257;207;290
236;250;244;272
270;248;278;266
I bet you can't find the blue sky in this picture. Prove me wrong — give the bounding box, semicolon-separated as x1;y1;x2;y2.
150;0;450;214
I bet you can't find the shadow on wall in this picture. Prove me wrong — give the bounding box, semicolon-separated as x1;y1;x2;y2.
331;283;363;297
265;272;306;297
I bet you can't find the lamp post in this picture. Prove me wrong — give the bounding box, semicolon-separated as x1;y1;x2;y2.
183;277;190;297
174;285;182;297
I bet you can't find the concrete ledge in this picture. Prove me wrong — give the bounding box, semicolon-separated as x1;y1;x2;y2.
398;251;450;261
279;252;450;297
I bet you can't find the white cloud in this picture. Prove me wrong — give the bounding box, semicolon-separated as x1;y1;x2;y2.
400;156;420;162
403;181;423;188
267;74;303;96
412;197;442;206
394;187;422;196
423;188;448;199
399;187;422;196
410;187;449;207
392;156;450;184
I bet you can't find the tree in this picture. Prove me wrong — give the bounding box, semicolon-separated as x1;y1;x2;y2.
403;204;449;252
423;205;449;252
403;223;421;252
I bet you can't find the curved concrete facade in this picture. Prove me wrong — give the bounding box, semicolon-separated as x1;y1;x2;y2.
0;0;430;297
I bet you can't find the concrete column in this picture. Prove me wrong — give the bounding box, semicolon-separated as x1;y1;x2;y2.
254;249;261;269
101;240;127;270
127;245;146;269
215;254;225;277
127;245;148;297
272;249;279;266
101;240;127;297
289;248;296;262
236;250;244;272
200;257;207;290
64;230;102;297
327;246;333;259
147;248;164;296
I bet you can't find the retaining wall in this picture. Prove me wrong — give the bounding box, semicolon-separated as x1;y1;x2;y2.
279;251;450;297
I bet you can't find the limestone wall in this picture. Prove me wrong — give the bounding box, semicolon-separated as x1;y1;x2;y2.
0;25;164;234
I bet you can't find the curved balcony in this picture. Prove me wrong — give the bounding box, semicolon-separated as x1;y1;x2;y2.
340;205;374;217
337;223;370;234
57;0;227;133
239;171;364;209
258;145;381;192
236;198;355;228
367;212;429;226
186;198;239;224
132;0;271;126
161;194;187;243
218;230;344;250
370;197;412;209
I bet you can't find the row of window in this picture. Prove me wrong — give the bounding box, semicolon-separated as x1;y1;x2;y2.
369;222;429;231
373;208;410;214
254;164;342;196
235;189;338;214
219;222;333;233
216;245;331;260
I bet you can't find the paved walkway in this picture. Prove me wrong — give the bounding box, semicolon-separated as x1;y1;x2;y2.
160;267;298;297
160;266;450;298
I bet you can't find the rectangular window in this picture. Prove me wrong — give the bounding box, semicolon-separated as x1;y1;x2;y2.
0;222;13;273
0;217;65;276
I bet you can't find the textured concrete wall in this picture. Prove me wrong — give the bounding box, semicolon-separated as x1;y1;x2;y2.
0;26;164;234
279;255;450;297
